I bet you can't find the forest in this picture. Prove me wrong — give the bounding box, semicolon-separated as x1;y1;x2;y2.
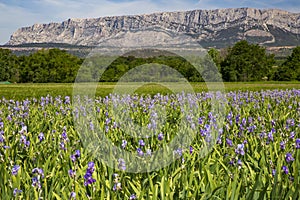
0;40;299;83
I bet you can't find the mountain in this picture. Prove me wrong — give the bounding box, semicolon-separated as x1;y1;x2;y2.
5;8;300;49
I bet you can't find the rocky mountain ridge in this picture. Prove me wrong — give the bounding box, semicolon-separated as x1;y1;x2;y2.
6;7;300;48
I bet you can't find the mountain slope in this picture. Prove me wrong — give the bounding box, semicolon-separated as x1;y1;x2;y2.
6;8;300;48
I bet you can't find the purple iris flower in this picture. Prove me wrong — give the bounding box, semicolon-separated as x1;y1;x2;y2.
158;133;164;141
285;153;294;163
84;162;96;186
226;138;233;147
12;165;20;176
137;148;144;156
189;146;193;154
272;169;276;176
235;144;245;155
68;169;76;178
32;176;41;189
139;140;145;146
121;140;127;149
70;191;76;199
32;168;44;178
38;132;45;142
118;158;126;171
13;188;22;196
280;141;286;150
282;166;289;174
295;138;300;149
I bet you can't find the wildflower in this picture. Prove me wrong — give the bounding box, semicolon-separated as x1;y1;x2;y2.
118;158;126;171
12;165;20;176
282;166;289;174
84;162;96;186
13;188;22;196
174;148;183;157
89;121;94;131
268;131;273;142
130;194;137;199
189;146;193;154
290;132;295;139
19;125;27;134
38;132;45;142
68;169;76;178
237;159;242;166
146;149;152;156
70;150;80;162
285;153;294;163
259;132;266;139
25;140;30;147
64;96;70;104
198;117;204;125
70;191;76;199
137;148;144;156
113;182;122;191
32;176;41;189
84;175;96;186
139;140;145;146
20;135;30;147
158;133;164;141
280;141;286;150
32;168;44;178
74;150;80;157
60;142;66;150
235;144;245;155
295;138;300;149
226;138;233;147
0;134;4;143
121;140;127;149
229;158;235;166
272;169;276;176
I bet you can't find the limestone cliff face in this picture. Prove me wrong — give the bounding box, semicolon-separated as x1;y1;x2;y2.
6;8;300;47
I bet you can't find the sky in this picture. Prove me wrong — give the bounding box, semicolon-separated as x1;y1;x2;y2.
0;0;299;44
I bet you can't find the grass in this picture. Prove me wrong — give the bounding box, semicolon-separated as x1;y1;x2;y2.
0;82;299;100
1;89;299;199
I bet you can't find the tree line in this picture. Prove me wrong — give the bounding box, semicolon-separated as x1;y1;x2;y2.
0;40;299;83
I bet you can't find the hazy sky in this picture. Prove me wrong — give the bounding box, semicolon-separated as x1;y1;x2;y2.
0;0;299;44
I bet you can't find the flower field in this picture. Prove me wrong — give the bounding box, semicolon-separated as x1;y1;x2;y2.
0;89;299;199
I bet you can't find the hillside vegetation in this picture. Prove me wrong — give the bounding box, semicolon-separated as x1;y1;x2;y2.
0;41;299;83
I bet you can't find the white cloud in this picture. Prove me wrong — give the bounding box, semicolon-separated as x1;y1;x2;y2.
0;2;41;44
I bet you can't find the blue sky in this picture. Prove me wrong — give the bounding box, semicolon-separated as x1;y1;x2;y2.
0;0;299;44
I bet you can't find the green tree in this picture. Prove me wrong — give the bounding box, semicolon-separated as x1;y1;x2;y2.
277;46;300;81
221;40;275;82
19;48;82;83
0;48;19;82
207;48;222;71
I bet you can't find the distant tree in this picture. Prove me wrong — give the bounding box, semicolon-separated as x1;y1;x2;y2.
277;46;300;81
207;48;222;71
0;48;18;82
221;40;275;82
19;48;83;83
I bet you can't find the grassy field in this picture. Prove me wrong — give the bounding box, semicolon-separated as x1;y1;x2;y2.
0;82;300;100
1;88;300;199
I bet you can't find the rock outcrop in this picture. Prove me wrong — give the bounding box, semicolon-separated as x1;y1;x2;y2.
6;8;300;48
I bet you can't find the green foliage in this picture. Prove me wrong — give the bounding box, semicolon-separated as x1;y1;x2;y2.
208;48;222;71
98;55;204;82
276;46;300;81
0;49;18;82
18;49;83;83
0;90;300;198
221;40;275;82
1;42;300;83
